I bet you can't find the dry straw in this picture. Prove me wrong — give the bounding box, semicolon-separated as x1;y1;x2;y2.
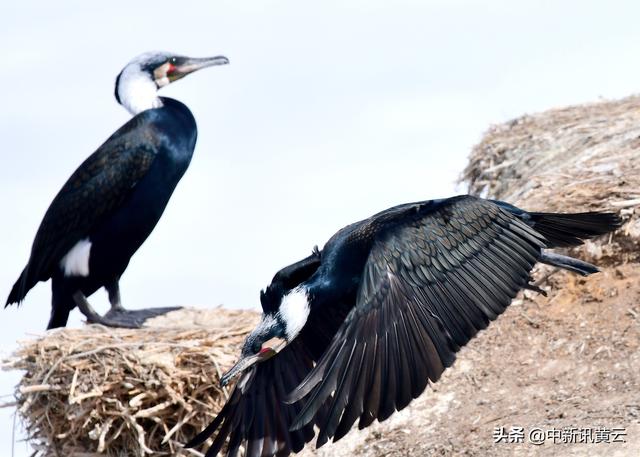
460;94;640;262
3;308;258;456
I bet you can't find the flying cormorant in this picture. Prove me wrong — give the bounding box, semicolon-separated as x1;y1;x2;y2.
6;51;229;329
187;195;621;457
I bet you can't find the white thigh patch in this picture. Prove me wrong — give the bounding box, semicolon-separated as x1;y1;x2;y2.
60;239;92;277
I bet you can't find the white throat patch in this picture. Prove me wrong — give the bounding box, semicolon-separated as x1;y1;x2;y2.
117;65;163;115
277;286;310;340
60;239;92;277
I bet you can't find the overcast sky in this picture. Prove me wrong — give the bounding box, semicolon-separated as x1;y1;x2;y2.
2;1;640;455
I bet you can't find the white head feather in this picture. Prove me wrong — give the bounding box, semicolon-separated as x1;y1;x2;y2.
115;52;169;115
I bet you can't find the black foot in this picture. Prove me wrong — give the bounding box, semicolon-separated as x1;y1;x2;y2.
95;306;182;328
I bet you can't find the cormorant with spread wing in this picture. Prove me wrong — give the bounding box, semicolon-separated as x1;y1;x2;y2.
187;195;620;456
6;51;229;329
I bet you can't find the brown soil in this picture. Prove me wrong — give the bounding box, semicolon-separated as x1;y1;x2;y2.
305;263;640;457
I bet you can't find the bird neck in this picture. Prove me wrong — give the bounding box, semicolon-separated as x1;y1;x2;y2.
116;69;163;116
277;285;311;341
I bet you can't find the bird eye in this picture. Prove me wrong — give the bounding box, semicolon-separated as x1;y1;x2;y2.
169;57;178;64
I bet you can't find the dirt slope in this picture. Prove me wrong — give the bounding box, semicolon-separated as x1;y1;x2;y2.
305;95;640;457
305;264;639;457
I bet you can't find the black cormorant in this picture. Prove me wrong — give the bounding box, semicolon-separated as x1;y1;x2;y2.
187;195;621;456
6;51;229;329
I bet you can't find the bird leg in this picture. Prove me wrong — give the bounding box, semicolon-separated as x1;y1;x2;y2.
101;280;182;328
106;280;125;312
73;290;140;328
72;291;108;325
73;285;180;329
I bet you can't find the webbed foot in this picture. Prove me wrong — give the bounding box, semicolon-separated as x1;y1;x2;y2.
99;306;182;328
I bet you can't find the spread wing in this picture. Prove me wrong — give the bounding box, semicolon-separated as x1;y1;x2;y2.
186;253;352;457
185;308;352;457
186;340;322;457
8;113;160;303
287;196;547;445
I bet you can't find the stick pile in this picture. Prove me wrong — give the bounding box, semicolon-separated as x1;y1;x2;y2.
4;308;259;456
460;94;640;262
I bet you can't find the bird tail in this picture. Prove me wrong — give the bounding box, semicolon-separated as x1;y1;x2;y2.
539;252;600;276
527;211;622;247
5;265;36;307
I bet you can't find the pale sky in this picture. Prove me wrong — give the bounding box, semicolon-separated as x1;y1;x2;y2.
2;1;640;455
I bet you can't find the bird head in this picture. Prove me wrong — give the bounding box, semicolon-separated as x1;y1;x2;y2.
220;312;287;387
114;51;229;115
220;285;312;387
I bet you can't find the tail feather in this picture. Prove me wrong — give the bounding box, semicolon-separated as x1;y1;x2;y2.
6;266;35;307
527;211;621;247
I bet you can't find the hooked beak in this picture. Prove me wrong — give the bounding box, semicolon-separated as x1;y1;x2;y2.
220;344;284;387
168;55;229;82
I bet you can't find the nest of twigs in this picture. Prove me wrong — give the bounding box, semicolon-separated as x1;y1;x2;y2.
460;94;640;263
3;307;259;457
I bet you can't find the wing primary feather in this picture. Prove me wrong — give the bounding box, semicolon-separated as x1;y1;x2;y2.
290;338;350;431
227;426;243;457
426;279;476;346
334;317;376;440
261;381;278;457
403;293;448;381
485;242;530;281
400;296;433;386
207;412;236;457
274;360;306;452
395;300;428;399
286;337;348;405
317;337;361;445
359;330;382;429
506;220;547;245
246;378;267;457
452;264;504;317
492;237;537;274
185;400;229;448
431;279;486;339
271;371;292;456
391;317;412;410
470;254;520;295
452;265;503;316
378;329;398;421
499;229;541;263
484;244;529;283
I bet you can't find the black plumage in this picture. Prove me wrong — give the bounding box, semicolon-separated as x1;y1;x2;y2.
188;195;621;456
6;52;229;328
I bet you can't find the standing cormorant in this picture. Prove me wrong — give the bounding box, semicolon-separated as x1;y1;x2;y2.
187;195;621;456
6;52;229;329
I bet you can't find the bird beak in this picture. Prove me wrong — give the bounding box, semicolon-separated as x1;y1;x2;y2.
167;55;230;83
220;343;284;387
177;55;229;74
